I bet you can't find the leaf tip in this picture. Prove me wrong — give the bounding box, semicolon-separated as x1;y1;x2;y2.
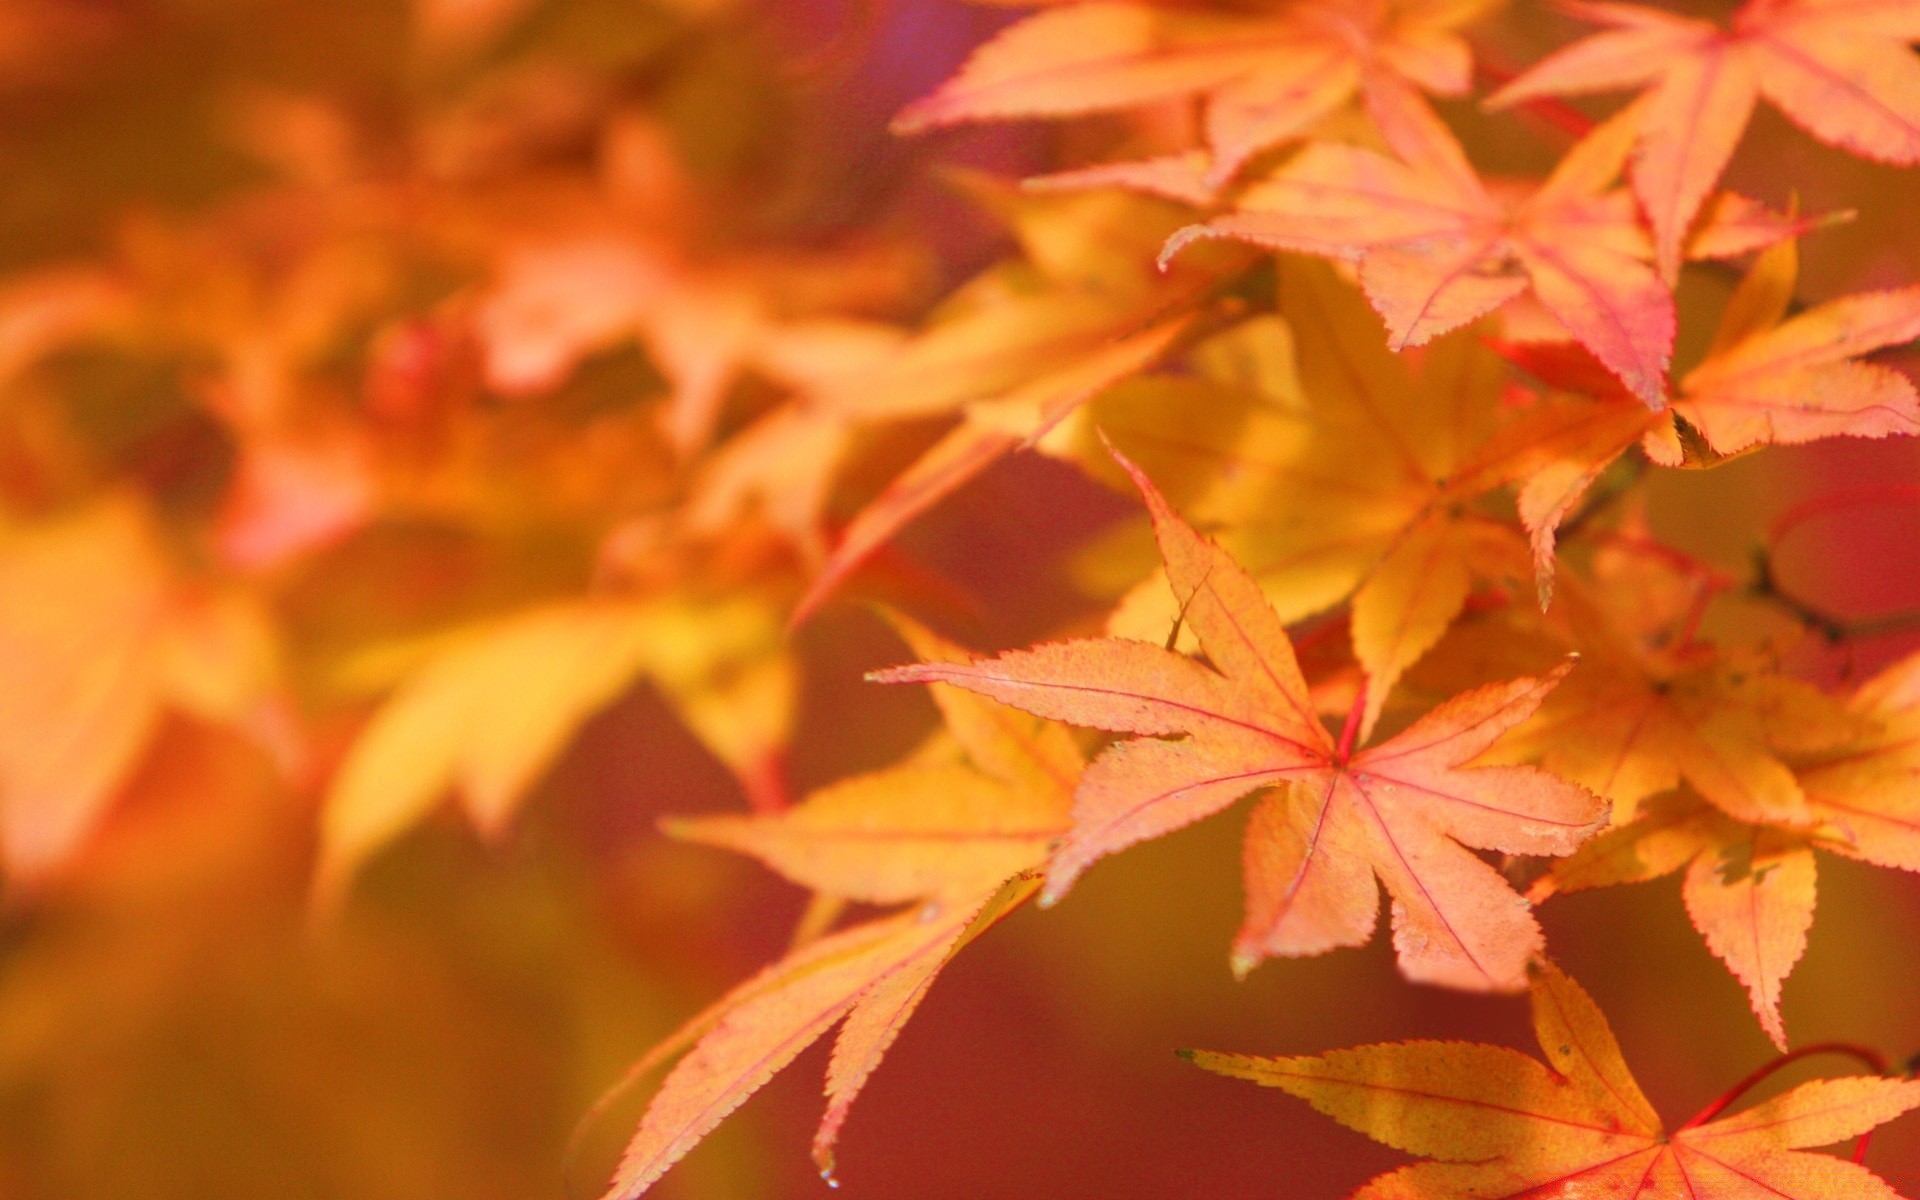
1158;225;1217;273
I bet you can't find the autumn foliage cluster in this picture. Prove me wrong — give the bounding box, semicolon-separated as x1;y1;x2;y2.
3;0;1920;1198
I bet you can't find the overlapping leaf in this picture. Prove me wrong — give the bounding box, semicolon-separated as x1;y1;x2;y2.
792;186;1236;622
1168;84;1806;404
1491;236;1920;588
601;617;1077;1197
1492;0;1920;279
878;452;1604;990
1189;959;1920;1199
895;0;1488;188
1052;261;1555;731
1534;645;1920;1047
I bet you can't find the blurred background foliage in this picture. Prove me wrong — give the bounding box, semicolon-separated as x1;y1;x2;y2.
0;1;1915;1198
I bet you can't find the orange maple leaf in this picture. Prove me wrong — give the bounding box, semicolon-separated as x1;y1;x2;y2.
1491;235;1920;588
791;185;1232;624
1167;83;1803;405
1188;959;1920;1200
1533;646;1920;1048
1051;260;1542;734
877;449;1604;991
1490;0;1920;280
597;616;1076;1196
894;0;1487;188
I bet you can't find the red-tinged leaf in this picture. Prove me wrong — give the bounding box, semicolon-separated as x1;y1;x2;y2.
879;454;1601;990
811;876;1035;1181
896;1;1481;186
1487;12;1709;107
1685;192;1842;262
1484;337;1634;398
1187;960;1920;1200
1511;238;1673;406
882;609;1085;795
875;636;1272;743
1675;279;1920;458
1688;1075;1920;1151
795;313;1194;624
1173;102;1677;403
1364;69;1489;201
1048;733;1307;905
1359;236;1530;351
603;882;1028;1200
1205;39;1363;185
1175;145;1480;265
1487;0;1920;278
890;6;1274;134
1750;27;1920;163
1633;44;1761;280
1236;781;1379;972
1478;242;1910;571
1681;829;1816;1050
1674;359;1920;458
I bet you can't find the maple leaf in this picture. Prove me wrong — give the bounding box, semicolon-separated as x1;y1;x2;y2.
877;449;1605;990
1533;646;1920;1048
1504;535;1876;837
667;613;1079;908
1491;235;1920;590
1647;236;1920;465
600;878;1033;1200
315;594;794;907
1490;0;1920;280
1166;82;1802;404
1188;959;1920;1200
600;616;1076;1196
894;0;1488;188
1535;791;1818;1050
1798;645;1920;872
792;185;1234;623
1051;261;1545;733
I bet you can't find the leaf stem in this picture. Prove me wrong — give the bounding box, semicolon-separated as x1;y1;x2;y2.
1749;543;1920;645
1678;1042;1891;1134
1472;55;1596;140
1336;680;1368;763
1752;487;1920;644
